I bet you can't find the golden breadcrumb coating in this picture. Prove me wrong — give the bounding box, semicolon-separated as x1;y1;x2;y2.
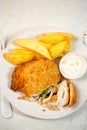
11;58;61;96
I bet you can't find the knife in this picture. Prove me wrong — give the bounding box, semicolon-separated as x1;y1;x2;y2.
0;31;13;118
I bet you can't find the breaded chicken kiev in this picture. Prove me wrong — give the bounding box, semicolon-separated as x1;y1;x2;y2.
11;58;61;96
57;80;77;107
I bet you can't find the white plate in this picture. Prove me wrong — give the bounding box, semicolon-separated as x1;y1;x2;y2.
0;27;87;119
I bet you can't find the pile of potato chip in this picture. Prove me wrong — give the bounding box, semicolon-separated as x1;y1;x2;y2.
3;32;76;64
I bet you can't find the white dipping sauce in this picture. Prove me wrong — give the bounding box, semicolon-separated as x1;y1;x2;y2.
59;53;87;79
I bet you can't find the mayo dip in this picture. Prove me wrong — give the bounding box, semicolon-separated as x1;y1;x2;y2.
59;53;87;79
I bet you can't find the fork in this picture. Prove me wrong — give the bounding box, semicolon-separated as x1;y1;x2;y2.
0;31;13;119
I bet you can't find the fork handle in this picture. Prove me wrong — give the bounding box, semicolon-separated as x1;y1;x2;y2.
2;93;13;119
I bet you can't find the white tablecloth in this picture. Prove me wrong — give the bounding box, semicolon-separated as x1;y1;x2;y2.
0;0;87;130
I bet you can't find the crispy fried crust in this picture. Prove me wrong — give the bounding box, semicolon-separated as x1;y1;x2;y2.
11;58;61;96
68;82;77;107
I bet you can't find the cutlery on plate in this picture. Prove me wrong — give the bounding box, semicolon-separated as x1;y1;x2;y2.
0;31;13;118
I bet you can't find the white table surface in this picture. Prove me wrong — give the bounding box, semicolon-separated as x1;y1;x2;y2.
0;0;87;130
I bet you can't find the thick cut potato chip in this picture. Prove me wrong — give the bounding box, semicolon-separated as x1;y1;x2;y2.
3;53;34;65
36;35;65;44
36;32;76;44
11;48;44;60
13;38;51;59
42;32;75;37
42;32;75;40
56;32;76;41
64;41;71;52
10;48;35;55
40;41;52;49
49;41;68;58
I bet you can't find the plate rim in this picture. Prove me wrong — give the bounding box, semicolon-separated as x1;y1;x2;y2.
1;26;87;119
